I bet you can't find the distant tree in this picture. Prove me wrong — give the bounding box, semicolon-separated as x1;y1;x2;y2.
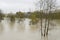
29;11;39;24
16;11;25;18
7;13;15;22
0;10;5;22
16;11;25;22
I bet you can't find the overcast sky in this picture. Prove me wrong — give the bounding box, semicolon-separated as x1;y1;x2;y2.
0;0;60;13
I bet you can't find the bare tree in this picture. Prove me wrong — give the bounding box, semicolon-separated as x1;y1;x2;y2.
42;0;56;40
36;0;56;40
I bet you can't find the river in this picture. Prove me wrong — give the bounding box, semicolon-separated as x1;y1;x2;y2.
0;18;60;40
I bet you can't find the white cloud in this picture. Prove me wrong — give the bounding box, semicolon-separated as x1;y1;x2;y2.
0;0;37;13
0;0;60;13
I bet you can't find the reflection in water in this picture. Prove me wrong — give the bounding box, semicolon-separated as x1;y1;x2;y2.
0;22;3;33
24;18;31;32
0;18;60;40
9;22;15;31
2;19;10;32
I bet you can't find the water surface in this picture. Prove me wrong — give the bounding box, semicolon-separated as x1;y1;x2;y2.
0;18;60;40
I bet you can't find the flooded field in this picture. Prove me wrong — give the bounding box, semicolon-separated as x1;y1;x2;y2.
0;18;60;40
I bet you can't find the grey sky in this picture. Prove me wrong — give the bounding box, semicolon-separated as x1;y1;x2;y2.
0;0;60;13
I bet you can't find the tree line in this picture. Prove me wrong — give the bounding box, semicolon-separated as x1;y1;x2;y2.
0;10;60;21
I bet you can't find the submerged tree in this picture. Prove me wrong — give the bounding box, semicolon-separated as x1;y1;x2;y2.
16;11;25;22
7;13;16;22
36;0;56;39
29;11;39;24
0;10;5;22
43;0;56;38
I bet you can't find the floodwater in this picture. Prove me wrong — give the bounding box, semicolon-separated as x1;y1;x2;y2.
0;18;60;40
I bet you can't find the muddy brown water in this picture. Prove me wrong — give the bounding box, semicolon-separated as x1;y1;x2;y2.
0;18;60;40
